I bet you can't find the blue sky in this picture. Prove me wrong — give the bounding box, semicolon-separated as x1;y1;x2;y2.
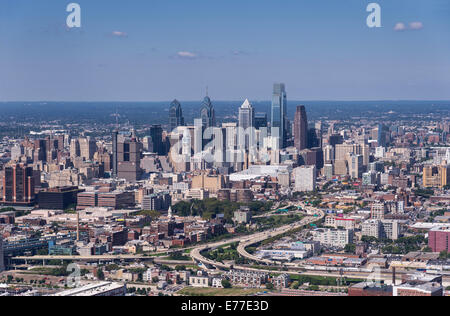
0;0;449;101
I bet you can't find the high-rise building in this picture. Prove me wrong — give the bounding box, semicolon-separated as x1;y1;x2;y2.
348;154;363;179
79;137;97;161
238;99;254;130
271;83;287;148
428;227;450;253
324;145;335;163
238;99;255;150
142;136;153;152
294;165;316;192
33;139;47;162
200;94;216;129
294;105;308;152
324;163;334;180
150;125;164;155
169;99;185;132
334;143;366;176
117;133;143;182
2;163;35;205
423;164;450;188
376;123;390;147
112;130;119;177
70;138;81;158
307;128;321;149
312;228;354;249
254;113;268;130
362;219;399;240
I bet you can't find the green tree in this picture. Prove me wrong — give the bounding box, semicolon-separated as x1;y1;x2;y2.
222;279;232;289
265;283;274;290
96;268;105;280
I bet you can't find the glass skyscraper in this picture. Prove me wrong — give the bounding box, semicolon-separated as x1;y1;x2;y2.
238;99;255;149
271;83;287;148
200;95;216;129
169;99;184;132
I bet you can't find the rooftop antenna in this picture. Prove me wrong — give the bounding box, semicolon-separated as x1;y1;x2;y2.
206;86;209;97
115;107;119;130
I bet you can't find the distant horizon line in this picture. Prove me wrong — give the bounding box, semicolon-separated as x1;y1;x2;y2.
1;99;450;103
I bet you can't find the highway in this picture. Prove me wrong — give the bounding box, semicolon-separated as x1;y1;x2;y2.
189;203;324;270
237;207;325;264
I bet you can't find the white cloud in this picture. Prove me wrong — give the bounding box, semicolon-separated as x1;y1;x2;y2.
177;51;197;59
394;22;424;32
111;31;128;37
394;22;407;31
409;22;424;30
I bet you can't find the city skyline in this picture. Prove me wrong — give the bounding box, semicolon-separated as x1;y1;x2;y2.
1;1;450;299
0;0;449;101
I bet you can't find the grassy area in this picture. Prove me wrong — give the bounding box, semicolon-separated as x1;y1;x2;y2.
289;274;364;286
178;287;263;297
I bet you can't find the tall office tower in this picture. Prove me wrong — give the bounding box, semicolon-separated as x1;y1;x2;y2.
11;145;24;162
169;99;185;132
33;139;47;162
0;235;4;272
328;134;344;147
238;99;254;130
70;139;81;158
307;128;321;149
271;83;287;148
200;94;216;129
315;121;323;148
376;123;390;147
79;137;97;161
2;164;35;205
361;143;370;166
112;130;119;177
324;163;334;180
238;99;255;150
324;145;335;163
294;105;308;152
150;125;164;155
117;133;143;182
254;113;268;130
142;136;153;152
348;154;363;179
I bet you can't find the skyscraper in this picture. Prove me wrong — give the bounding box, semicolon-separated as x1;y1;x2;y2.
271;83;287;148
112;130;119;177
79;137;97;161
2;163;35;205
117;132;143;182
238;99;255;150
200;94;215;129
294;105;308;152
70;138;81;158
169;99;185;132
150;125;164;155
254;113;268;130
238;99;254;130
